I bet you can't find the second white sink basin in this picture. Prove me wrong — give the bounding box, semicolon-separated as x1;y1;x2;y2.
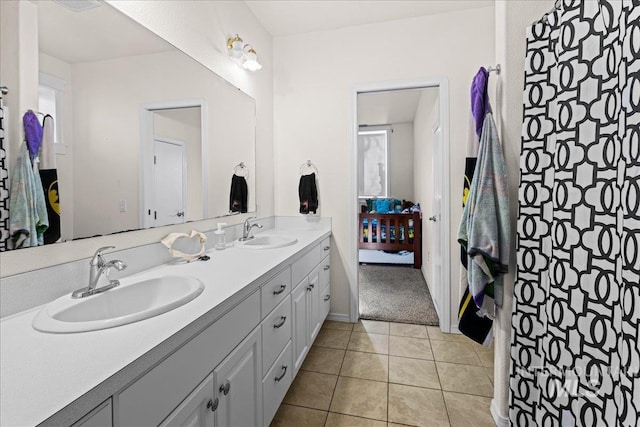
235;235;298;250
32;276;204;333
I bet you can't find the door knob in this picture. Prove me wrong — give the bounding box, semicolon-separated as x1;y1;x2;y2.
429;215;437;222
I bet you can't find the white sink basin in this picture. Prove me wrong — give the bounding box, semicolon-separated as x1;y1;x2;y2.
235;235;298;250
32;276;204;333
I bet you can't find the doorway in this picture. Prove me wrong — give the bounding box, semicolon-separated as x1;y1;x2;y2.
349;79;451;332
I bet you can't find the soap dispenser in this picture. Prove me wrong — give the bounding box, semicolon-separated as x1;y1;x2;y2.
214;223;227;250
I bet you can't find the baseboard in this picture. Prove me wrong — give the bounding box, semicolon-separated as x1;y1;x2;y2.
490;399;510;427
450;325;461;334
326;313;351;323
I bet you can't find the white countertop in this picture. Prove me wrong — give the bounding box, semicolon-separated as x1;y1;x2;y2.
0;220;330;426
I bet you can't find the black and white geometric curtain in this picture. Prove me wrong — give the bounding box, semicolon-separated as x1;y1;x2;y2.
0;91;8;251
510;1;639;426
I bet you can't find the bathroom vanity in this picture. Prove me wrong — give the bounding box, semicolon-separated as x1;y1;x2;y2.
0;218;331;427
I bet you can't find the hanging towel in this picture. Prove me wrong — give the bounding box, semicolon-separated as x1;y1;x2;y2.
9;143;49;249
38;115;61;244
458;112;509;316
299;173;318;214
23;110;42;160
458;68;495;345
229;174;248;213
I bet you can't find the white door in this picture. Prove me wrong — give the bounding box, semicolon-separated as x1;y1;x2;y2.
153;138;186;226
430;123;443;316
292;278;309;375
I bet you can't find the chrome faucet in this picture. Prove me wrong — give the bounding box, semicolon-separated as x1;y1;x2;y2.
72;246;127;298
239;217;263;241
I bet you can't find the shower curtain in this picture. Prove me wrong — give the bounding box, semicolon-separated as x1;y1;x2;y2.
510;1;639;426
0;98;8;250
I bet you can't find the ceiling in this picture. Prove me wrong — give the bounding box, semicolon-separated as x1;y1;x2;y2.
245;0;494;37
358;87;439;126
36;1;174;64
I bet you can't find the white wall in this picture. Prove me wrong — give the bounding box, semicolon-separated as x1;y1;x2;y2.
413;91;439;292
273;7;495;320
491;1;553;424
1;0;273;277
388;122;414;202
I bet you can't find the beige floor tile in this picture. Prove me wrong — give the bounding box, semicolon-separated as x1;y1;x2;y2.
323;320;354;331
353;319;390;334
389;356;440;389
314;328;351;350
270;404;327;427
388;383;450;427
473;346;494;368
325;412;387;427
431;341;482;366
329;377;388;421
389;323;429;339
348;332;389;354
427;327;470;343
485;366;494;384
340;351;388;382
301;346;345;375
283;371;338;411
389;335;433;360
443;391;494;427
436;362;493;397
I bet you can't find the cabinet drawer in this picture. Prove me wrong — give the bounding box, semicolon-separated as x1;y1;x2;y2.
261;266;291;318
262;341;292;427
291;244;322;286
321;237;330;255
320;283;331;321
320;254;330;289
117;290;260;427
261;295;292;375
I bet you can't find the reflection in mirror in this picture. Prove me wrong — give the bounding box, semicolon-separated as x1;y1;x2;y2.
0;0;256;250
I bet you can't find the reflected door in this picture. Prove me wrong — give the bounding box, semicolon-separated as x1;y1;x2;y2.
430;123;443;314
153;138;186;227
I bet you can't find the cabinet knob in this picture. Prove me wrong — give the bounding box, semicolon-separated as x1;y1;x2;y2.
273;316;287;329
324;295;330;301
323;265;330;271
275;365;288;382
273;284;287;295
323;246;330;251
207;398;219;412
219;382;231;395
306;286;312;292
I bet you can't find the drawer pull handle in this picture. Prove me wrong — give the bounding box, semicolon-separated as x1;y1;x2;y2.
219;382;230;395
275;365;288;382
323;265;330;271
273;285;287;295
324;295;330;301
273;316;287;328
323;246;330;251
207;398;219;412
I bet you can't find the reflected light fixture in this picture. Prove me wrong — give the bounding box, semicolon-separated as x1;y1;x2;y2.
226;34;262;71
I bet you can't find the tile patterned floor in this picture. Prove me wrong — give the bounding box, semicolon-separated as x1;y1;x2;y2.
271;320;495;427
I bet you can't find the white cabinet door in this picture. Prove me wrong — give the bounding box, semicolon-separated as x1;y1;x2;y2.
214;327;262;427
292;278;309;375
160;374;215;427
72;400;112;427
308;265;321;343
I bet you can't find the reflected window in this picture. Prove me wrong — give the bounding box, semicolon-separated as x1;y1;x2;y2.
358;127;390;198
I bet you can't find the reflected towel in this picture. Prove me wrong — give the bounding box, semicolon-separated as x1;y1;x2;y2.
229;174;248;213
9;143;49;248
299;173;318;214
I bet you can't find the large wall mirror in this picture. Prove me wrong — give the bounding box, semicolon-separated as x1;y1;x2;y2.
1;0;256;250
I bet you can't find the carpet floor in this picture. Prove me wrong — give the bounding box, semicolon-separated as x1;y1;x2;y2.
358;264;440;325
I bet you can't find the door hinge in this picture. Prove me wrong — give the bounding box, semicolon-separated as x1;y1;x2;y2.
154;211;157;220
153;155;156;165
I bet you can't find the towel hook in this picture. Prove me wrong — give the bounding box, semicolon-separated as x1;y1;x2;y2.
299;160;318;176
487;64;501;75
233;162;249;178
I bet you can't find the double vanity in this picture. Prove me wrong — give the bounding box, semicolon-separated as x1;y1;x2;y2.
0;218;332;427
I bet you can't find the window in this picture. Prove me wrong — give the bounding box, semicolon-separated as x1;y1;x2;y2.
358;127;390;198
38;73;66;152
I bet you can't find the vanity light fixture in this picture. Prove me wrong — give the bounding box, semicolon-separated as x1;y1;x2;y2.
226;34;262;71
